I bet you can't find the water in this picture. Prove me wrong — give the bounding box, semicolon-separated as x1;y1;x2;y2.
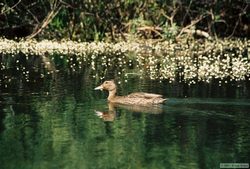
0;72;249;169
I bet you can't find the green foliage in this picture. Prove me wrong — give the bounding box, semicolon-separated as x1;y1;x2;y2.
130;17;153;33
0;0;249;40
162;23;179;39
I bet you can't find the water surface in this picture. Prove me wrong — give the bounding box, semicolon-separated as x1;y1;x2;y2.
0;73;249;169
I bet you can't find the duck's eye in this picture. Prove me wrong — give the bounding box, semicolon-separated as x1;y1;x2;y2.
105;81;108;84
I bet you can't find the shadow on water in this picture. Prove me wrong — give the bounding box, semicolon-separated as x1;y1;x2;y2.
0;54;250;169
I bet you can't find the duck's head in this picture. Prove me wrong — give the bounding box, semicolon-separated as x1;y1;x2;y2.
94;80;116;91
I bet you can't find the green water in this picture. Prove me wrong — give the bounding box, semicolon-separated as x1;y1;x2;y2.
0;73;249;169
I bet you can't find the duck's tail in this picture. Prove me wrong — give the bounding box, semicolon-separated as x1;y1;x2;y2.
153;98;167;104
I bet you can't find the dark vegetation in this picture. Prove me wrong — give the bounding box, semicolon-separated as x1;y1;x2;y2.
0;0;249;41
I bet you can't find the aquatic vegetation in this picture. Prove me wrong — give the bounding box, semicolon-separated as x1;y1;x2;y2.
0;38;249;85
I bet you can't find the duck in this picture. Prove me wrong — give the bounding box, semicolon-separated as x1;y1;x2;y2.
94;80;167;105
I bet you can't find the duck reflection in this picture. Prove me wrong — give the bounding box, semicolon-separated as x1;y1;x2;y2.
95;103;116;122
95;102;163;121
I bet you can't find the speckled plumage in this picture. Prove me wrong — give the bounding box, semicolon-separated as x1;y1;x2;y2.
94;80;167;105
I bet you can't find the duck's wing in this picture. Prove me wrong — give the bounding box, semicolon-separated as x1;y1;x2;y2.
127;92;163;99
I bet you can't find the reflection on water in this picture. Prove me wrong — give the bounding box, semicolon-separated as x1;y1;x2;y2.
95;103;163;122
95;103;116;122
0;71;249;169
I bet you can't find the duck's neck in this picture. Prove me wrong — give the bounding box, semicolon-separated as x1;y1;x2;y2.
108;89;117;101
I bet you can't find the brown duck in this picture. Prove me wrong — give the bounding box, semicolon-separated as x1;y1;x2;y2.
94;80;167;105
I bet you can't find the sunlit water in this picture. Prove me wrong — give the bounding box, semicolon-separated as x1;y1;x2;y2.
0;71;249;169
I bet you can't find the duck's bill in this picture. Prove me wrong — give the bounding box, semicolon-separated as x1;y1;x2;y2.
94;85;103;90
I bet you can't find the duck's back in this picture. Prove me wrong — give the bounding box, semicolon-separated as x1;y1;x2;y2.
111;92;166;105
127;92;163;99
